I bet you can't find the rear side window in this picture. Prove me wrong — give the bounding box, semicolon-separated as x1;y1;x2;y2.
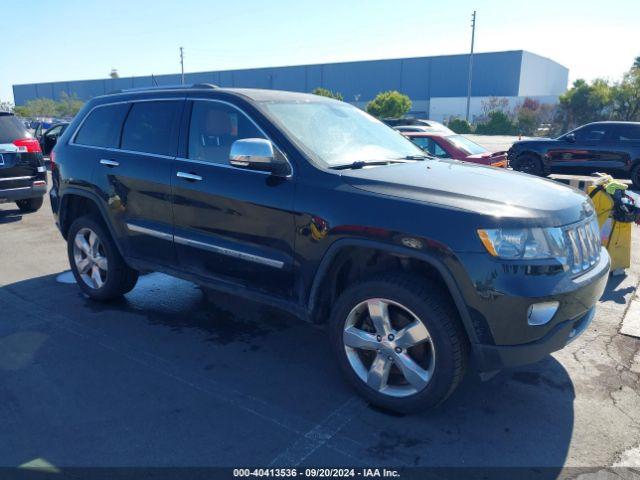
121;101;181;156
0;113;28;143
74;104;129;148
613;124;640;142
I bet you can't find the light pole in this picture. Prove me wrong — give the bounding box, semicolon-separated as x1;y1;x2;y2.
180;47;185;85
465;11;476;122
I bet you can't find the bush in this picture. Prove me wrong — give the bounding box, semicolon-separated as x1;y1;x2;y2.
475;111;518;135
312;88;343;101
447;118;472;134
366;91;411;119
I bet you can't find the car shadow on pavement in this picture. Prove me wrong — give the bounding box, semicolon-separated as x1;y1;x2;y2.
0;272;574;473
0;207;23;224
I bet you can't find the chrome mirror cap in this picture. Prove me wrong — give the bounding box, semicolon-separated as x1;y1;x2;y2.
229;138;275;167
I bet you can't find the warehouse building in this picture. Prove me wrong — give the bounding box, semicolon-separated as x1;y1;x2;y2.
12;50;568;122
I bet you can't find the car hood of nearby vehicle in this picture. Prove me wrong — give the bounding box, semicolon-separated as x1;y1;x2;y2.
340;159;591;227
512;137;556;147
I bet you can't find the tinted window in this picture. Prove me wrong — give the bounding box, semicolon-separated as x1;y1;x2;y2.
613;124;640;142
188;101;265;165
75;104;129;148
0;113;28;143
574;125;609;142
121;101;181;156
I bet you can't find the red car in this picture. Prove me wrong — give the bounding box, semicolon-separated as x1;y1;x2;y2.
403;132;508;168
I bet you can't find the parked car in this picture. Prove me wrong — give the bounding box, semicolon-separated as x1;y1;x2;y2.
50;85;609;412
509;121;640;189
404;131;508;168
38;122;69;156
385;118;454;134
0;112;47;212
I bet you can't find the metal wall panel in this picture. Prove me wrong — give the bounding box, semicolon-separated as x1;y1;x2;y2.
12;50;568;106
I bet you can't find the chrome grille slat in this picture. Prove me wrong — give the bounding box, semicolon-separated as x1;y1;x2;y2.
564;216;601;275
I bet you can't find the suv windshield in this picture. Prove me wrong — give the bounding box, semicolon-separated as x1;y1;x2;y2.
260;100;425;167
446;135;487;155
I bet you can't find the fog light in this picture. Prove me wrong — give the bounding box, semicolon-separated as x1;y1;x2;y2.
527;301;559;326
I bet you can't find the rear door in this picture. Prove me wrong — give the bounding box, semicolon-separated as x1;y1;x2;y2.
609;124;640;174
171;98;296;299
94;99;184;266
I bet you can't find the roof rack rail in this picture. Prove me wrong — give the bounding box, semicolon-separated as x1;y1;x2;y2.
106;83;219;95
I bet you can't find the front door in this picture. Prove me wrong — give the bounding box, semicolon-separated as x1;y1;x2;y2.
171;99;296;299
548;124;620;174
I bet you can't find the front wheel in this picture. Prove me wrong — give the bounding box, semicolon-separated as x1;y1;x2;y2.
67;215;139;301
330;273;468;413
16;196;43;213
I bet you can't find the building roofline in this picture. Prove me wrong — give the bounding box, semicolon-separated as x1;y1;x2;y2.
12;49;554;89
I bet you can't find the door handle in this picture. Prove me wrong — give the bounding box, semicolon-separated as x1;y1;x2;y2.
100;159;119;167
177;171;203;182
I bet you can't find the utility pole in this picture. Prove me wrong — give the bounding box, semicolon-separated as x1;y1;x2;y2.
465;10;476;122
179;47;185;85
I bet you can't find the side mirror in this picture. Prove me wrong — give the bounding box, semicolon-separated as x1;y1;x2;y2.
229;138;290;176
565;133;576;143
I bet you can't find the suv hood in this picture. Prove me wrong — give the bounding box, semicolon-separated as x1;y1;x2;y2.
340;159;591;227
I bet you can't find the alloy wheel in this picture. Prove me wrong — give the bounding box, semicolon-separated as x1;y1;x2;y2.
343;298;436;397
73;227;108;289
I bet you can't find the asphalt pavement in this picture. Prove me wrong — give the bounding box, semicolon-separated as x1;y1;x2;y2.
0;188;639;475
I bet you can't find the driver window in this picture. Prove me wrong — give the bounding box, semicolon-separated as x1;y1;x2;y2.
46;126;62;138
188;101;265;165
575;125;608;142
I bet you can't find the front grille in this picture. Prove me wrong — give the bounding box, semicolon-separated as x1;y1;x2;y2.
564;217;601;275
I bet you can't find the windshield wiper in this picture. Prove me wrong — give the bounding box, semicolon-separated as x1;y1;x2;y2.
329;160;407;170
329;156;430;170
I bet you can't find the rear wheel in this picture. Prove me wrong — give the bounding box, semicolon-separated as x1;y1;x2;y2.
67;215;139;300
513;153;544;176
16;196;43;213
330;273;468;413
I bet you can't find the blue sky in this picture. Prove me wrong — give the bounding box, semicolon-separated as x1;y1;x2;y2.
1;0;638;102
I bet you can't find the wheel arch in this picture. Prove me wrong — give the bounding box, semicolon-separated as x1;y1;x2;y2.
59;188;126;257
307;239;480;346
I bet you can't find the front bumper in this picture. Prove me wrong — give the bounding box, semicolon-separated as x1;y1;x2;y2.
456;248;610;372
474;306;595;372
0;184;47;202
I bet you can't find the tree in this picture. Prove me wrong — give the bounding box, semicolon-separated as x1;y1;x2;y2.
475;111;518;135
312;87;343;101
365;91;411;118
56;92;84;117
0;100;13;113
558;78;613;128
611;60;640;121
447;118;472;134
480;97;510;120
14;98;58;117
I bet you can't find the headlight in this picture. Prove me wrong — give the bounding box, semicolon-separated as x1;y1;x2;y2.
477;227;568;260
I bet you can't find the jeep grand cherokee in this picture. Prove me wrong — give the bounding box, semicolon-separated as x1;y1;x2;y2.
50;85;610;412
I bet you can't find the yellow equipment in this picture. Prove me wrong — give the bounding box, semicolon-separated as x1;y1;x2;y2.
587;174;637;274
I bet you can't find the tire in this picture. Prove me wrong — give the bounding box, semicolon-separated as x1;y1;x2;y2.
67;214;139;301
631;163;640;191
329;272;468;413
16;196;44;213
513;153;544;176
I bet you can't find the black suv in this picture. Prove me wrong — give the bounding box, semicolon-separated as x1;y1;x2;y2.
50;86;610;412
509;121;640;189
0;112;47;212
